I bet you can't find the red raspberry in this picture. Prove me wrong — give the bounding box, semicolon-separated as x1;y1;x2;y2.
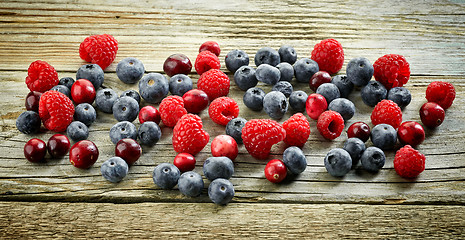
159;96;188;128
373;54;410;90
317;110;344;140
425;81;456;110
25;60;59;93
79;34;118;70
172;114;210;156
38;91;75;132
282;113;310;148
208;97;239;126
311;39;344;74
371;100;402;129
195;50;221;75
197;69;230;101
394;145;425;178
199;41;221;56
242;119;286;160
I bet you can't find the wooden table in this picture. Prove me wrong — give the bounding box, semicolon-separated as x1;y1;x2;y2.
1;0;464;238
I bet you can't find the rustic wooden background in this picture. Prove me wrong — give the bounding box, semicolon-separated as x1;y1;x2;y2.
0;0;464;238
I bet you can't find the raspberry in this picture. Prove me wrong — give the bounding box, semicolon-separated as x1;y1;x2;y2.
197;69;230;101
371;99;402;129
425;81;456;110
394;145;425;178
282;113;310;148
310;39;344;74
208;97;239;126
317;110;344;140
25;60;59;93
195;50;221;75
241;119;286;160
172;114;210;156
373;54;410;90
159;96;188;128
79;34;118;70
38;91;75;132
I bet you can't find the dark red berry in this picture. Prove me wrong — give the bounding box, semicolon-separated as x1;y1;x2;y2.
211;135;238;161
47;134;70;158
25;91;42;112
163;53;192;77
306;93;328;120
347;122;371;142
138;106;161;125
71;79;96;104
24;138;47;163
309;71;331;92
182;89;209;114
397;121;425;147
264;159;287;183
199;41;221;56
115;138;142;165
69;140;99;169
420;102;445;128
173;153;196;172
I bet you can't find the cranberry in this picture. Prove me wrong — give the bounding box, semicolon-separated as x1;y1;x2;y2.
25;91;42;112
347;122;371;142
139;106;161;124
71;79;96;104
183;89;209;113
199;41;221;56
173;153;196;172
264;159;287;183
420;102;445;128
211;135;238;161
397;121;425;147
47;134;70;158
163;53;192;77
306;93;328;120
309;71;331;92
115;138;142;165
24;138;47;163
69;140;99;169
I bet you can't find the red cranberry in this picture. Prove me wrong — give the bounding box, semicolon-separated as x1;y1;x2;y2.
420;102;445;128
306;93;328;120
183;89;209;114
211;135;238;161
25;91;42;112
139;106;161;124
163;53;192;77
71;79;96;104
199;41;221;56
69;140;99;169
115;138;142;165
173;153;196;172
309;71;331;92
264;159;287;183
397;121;425;147
47;134;70;158
24;138;47;163
347;122;371;142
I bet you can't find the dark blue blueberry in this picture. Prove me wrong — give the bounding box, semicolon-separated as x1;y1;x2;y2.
16;111;41;134
178;171;204;197
208;178;234;205
346;57;374;87
169;74;193;96
343;138;366;168
278;45;297;65
203;156;234;181
324;148;352;177
152;163;180;190
50;85;70;98
137;121;162;146
255;64;280;85
120;90;141;105
331;75;353;98
74;103;96;126
112;96;139;122
116;57;145;84
328;98;355;121
360;147;385;172
101;157;129;183
225;49;249;73
109;121;137;144
225;117;247;144
243;87;265;111
95;88;118;114
289;90;308;112
293;58;319;83
282;146;307;175
370;124;397;150
263;91;288;120
388;87;411;109
272;81;293;98
76;64;104;89
66;121;88;142
234;66;257;91
361;81;387;107
254;47;280;67
59;77;75;89
316;83;340;104
138;73;169;103
276;62;294;82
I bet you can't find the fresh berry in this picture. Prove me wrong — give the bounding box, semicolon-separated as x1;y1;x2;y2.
76;64;105;90
112;96;140;122
255;64;281;85
254;47;280;67
309;71;332;92
208;178;234;205
163;53;192;77
101;157;129;183
159;96;188;127
38;91;75;132
47;134;70;158
25;91;42;112
203;156;234;181
294;58;319;83
317;110;344;140
225;117;247;144
197;69;230;100
120;90;141;105
66;121;88;142
138;121;162;146
425;81;456;110
169;74;193;96
331;75;353;98
74;103;96;126
199;41;221;56
50;85;71;98
79;34;118;70
109;121;138;144
178;171;204;197
343;138;366;168
282;113;310;148
182;89;209;114
371;124;397;150
420;102;445;128
306;93;328;120
289;90;308;112
233;66;257;90
115;138;142;165
211;135;238;161
316;83;340;104
272;81;293;98
371;99;402;129
172;114;209;155
116;57;145;84
69;140;99;169
278;45;297;65
241;119;286;160
388;87;411;109
328;98;356;121
373;54;410;90
394;145;425;178
25;60;59;93
209;97;239;126
225;49;249;73
346;57;374;87
360;147;385;172
324;148;352;177
276;62;294;82
347;122;370;142
397;121;425;147
95;88;118;114
264;159;287;183
152;163;180;189
311;38;344;74
138;106;161;125
16;111;41;134
195;50;221;75
138;73;169;104
243;87;265;111
24;138;47;163
71;79;96;104
263;91;288;120
173;153;196;172
59;77;75;89
361;80;388;107
282;146;307;175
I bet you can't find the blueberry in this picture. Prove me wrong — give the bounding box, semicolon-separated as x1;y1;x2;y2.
254;47;280;67
59;77;75;89
276;62;294;82
120;90;141;105
360;147;386;172
66;121;89;142
109;121;137;144
76;64;104;89
225;117;247;144
50;85;70;98
208;178;234;205
152;163;180;190
293;58;319;83
278;45;297;65
255;64;281;85
16;111;41;134
263;91;288;120
101;157;129;183
95;88;118;114
370;124;397;150
388;87;411;109
178;171;204;197
203;156;234;181
74;103;96;126
112;96;139;122
346;57;374;87
225;49;249;73
272;81;293;98
243;87;265;111
234;66;257;90
361;81;387;107
343;138;366;168
289;90;308;112
169;74;193;96
328;98;355;121
116;57;145;84
316;83;340;104
138;73;169;104
331;75;353;98
324;148;352;177
137;121;162;146
282;146;307;175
